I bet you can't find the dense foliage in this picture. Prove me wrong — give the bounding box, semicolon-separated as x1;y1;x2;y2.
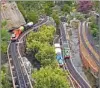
90;22;99;38
32;66;70;88
17;1;55;22
87;15;98;39
1;65;12;88
77;1;93;14
61;4;71;14
51;11;60;26
27;11;39;23
1;20;10;53
93;1;99;12
17;1;40;23
26;25;56;67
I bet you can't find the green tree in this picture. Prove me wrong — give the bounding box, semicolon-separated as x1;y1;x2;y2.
44;5;52;16
62;4;71;14
51;11;60;26
26;25;56;51
1;29;10;53
93;1;99;12
32;66;70;88
35;43;56;67
45;1;55;7
17;2;26;18
26;25;56;66
91;28;98;37
27;11;39;23
1;65;12;88
1;20;7;28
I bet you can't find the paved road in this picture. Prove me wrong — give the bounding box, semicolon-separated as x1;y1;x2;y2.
60;22;91;88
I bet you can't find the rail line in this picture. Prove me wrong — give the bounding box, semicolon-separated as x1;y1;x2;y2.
60;22;91;88
7;17;48;88
82;22;99;65
79;22;98;77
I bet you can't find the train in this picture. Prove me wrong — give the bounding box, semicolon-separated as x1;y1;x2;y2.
54;43;64;67
9;22;33;41
62;41;70;59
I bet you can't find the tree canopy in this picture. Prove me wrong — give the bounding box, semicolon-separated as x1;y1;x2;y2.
77;1;93;14
32;66;70;88
51;11;60;26
35;43;56;67
27;11;39;23
1;65;12;88
1;21;10;53
26;25;56;67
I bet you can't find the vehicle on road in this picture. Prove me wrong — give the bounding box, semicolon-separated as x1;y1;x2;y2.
9;22;33;41
54;43;64;67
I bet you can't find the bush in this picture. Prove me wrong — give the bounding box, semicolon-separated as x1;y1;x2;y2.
27;11;39;23
26;25;56;67
1;29;10;53
90;28;98;37
75;13;85;21
1;20;7;28
32;66;70;88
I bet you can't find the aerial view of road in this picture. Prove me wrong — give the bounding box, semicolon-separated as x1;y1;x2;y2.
1;1;100;88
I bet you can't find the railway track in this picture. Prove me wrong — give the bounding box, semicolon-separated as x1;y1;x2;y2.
8;42;33;88
7;17;48;88
82;22;99;65
60;22;91;88
79;22;99;76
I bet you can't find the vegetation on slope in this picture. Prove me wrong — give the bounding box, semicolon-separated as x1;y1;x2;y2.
26;25;70;87
1;65;12;88
32;66;70;88
1;20;10;54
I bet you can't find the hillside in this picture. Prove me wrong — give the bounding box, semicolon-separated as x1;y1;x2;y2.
1;1;26;29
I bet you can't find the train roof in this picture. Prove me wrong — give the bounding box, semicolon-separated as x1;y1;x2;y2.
55;48;61;54
58;59;64;64
54;43;61;48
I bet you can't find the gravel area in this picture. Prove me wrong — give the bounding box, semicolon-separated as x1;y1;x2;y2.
69;28;90;83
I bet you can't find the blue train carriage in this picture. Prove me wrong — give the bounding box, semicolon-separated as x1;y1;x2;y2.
62;41;70;59
54;43;64;67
